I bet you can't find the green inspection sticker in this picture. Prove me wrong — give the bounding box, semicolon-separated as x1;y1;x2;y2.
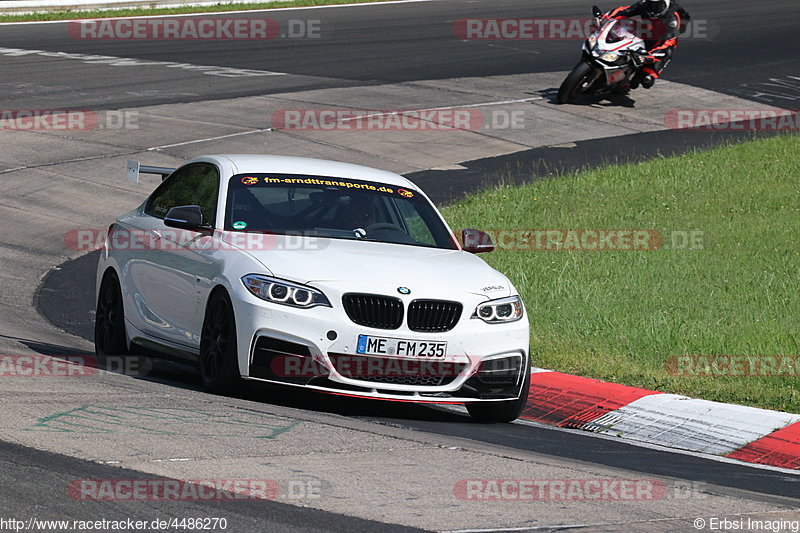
233;221;247;230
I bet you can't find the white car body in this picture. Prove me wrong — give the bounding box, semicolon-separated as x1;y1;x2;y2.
96;155;529;416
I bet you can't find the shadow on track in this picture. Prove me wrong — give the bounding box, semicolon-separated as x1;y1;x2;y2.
539;86;637;107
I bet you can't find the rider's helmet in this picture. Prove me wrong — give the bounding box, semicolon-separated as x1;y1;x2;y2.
644;0;671;17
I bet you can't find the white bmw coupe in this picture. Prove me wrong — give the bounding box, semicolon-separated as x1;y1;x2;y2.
95;155;530;421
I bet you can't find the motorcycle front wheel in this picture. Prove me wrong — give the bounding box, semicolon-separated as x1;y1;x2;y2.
557;61;599;104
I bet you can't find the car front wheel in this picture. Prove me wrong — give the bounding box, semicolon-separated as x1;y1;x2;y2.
199;290;242;395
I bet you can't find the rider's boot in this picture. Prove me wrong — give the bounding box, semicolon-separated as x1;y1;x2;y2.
630;70;645;89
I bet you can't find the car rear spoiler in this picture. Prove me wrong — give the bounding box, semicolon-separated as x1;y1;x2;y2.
127;160;175;184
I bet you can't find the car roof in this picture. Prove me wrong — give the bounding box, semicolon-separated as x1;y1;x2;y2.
199;154;418;189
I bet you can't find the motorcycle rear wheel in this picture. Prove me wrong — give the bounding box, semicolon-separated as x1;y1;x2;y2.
557;61;598;104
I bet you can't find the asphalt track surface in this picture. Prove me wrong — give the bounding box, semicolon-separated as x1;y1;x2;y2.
0;439;425;533
0;0;798;109
34;251;800;502
3;0;800;529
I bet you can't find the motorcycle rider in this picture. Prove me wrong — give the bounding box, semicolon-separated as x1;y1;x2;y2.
605;0;691;89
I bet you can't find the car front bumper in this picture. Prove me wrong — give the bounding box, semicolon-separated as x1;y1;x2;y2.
232;282;530;403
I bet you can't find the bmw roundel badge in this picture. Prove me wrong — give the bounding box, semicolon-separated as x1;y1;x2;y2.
397;287;411;295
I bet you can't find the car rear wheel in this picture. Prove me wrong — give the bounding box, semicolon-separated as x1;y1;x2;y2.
199;290;242;395
466;357;531;423
95;269;129;366
95;270;152;376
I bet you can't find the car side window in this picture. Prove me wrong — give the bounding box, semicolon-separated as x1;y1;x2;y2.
145;163;220;226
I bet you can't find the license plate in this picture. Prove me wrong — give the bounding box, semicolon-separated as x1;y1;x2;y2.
356;334;446;358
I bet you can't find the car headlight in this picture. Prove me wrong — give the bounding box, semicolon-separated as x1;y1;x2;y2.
242;274;331;309
473;296;524;324
600;52;620;62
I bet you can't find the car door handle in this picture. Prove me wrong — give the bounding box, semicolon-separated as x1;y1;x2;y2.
151;230;162;240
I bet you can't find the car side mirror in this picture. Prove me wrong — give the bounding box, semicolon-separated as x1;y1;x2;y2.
461;228;495;254
164;205;204;230
592;5;602;17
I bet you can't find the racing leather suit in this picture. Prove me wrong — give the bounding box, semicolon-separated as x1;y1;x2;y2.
606;1;691;82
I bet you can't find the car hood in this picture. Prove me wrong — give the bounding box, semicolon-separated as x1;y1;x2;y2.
232;234;514;299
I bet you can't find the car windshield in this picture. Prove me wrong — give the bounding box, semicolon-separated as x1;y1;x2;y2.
225;173;457;250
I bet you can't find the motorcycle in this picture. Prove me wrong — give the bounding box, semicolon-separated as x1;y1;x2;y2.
557;6;648;104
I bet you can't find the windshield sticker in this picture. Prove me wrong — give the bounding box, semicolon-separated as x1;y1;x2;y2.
231;173;418;199
262;175;394;193
232;221;247;230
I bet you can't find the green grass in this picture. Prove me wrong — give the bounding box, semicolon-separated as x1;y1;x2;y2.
442;134;800;413
0;0;398;23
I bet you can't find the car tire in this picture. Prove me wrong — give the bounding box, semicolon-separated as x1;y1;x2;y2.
466;357;531;423
95;269;130;368
95;269;153;377
199;289;242;395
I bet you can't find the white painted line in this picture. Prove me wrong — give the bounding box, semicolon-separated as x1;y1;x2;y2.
441;526;583;533
148;129;266;150
0;47;286;77
586;393;800;456
428;164;467;171
487;43;541;55
548;142;577;148
0;0;434;24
